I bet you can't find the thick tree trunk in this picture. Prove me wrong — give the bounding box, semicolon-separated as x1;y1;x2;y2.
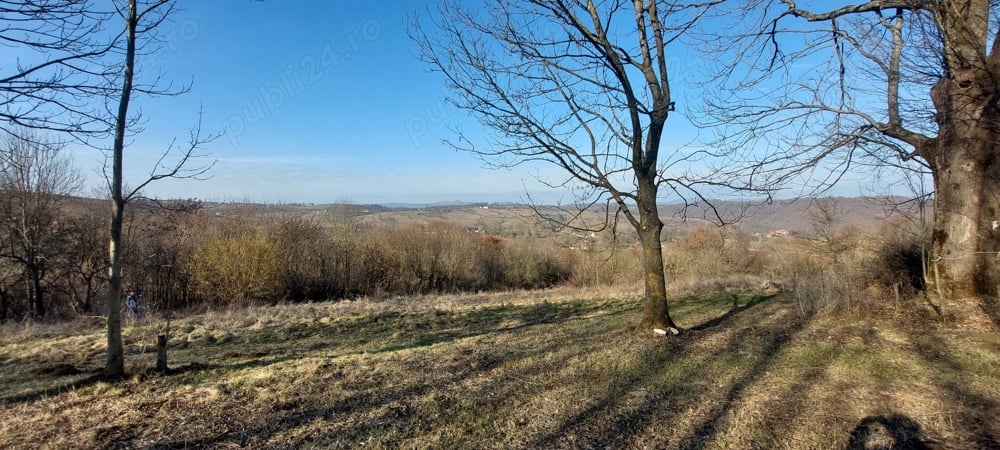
926;65;1000;323
636;180;678;333
928;144;1000;321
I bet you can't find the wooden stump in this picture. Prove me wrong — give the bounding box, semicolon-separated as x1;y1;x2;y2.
155;334;168;373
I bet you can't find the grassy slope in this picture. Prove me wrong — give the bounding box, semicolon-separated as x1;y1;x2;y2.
1;287;998;449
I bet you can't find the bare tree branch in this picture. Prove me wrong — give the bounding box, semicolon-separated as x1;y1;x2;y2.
699;0;1000;316
414;0;770;333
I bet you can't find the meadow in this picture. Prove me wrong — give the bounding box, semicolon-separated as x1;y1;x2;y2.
2;198;999;448
2;284;998;449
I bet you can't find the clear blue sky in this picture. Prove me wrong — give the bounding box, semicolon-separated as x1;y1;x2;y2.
81;0;531;204
69;1;871;205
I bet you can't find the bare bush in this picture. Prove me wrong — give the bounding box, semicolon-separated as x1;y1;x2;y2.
791;264;868;317
664;226;765;288
502;241;573;289
267;215;337;301
373;221;570;295
188;233;283;306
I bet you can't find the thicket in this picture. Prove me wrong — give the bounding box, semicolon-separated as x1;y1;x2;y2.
659;204;932;318
0;201;573;320
0;189;934;323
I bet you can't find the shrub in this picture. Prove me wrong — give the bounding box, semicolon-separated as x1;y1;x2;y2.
867;231;928;303
502;241;572;289
664;226;763;285
791;263;867;316
188;234;283;306
377;222;568;294
267;215;338;301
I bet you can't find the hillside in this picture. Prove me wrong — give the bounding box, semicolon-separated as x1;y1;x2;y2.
62;195;912;239
349;196;913;240
1;287;996;448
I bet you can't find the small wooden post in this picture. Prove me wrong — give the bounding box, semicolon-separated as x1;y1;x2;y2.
155;334;168;373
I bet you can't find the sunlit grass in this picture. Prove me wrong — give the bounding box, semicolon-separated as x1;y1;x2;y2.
1;286;997;449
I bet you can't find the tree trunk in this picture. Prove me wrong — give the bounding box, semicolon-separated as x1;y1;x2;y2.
927;142;1000;321
0;288;9;323
104;0;137;379
83;275;94;314
636;180;678;333
105;201;125;378
926;65;1000;323
155;333;168;373
30;263;45;319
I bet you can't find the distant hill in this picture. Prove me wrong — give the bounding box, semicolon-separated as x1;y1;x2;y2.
660;196;916;235
61;195;919;239
348;196;919;242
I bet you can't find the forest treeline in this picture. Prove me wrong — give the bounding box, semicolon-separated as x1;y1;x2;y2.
0;197;588;321
0;131;931;323
1;191;931;323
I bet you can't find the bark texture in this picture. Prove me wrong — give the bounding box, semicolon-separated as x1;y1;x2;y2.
926;69;1000;318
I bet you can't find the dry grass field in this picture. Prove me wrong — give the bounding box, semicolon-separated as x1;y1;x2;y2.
2;285;998;449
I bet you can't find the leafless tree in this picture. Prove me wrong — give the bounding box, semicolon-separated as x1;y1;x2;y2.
102;0;215;378
0;130;82;318
0;1;116;137
412;0;765;333
0;260;17;322
806;198;858;265
698;1;1000;320
62;204;109;315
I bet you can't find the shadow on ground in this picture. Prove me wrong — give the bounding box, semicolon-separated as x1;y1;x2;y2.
1;372;105;405
7;292;998;449
144;293;812;449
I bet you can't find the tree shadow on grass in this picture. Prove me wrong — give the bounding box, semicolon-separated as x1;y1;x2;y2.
77;300;619;390
145;331;567;449
144;293;793;449
100;292;1000;449
225;299;632;360
0;371;105;405
46;293;812;449
1;356;295;407
525;293;812;449
903;327;1000;448
688;293;776;331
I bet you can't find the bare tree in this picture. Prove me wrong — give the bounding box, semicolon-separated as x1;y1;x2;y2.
806;198;858;265
0;260;16;322
0;1;116;136
699;1;1000;320
413;0;762;334
0;130;82;318
102;0;214;378
63;203;109;315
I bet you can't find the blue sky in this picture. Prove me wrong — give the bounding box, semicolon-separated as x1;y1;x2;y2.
66;0;874;205
82;0;531;204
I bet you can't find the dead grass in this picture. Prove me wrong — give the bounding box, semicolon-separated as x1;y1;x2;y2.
1;286;998;449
